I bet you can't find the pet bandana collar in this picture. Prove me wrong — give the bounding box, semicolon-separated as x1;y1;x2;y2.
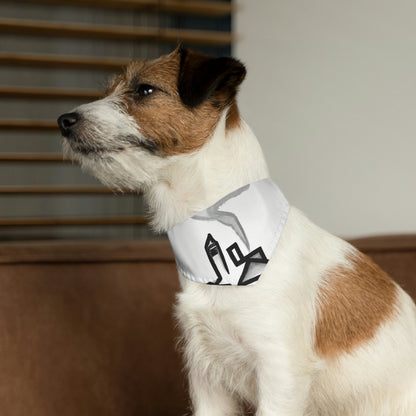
167;178;290;286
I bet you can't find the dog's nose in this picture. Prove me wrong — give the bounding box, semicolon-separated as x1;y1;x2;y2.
57;112;80;136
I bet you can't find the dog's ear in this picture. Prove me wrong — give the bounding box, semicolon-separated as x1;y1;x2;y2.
178;48;246;108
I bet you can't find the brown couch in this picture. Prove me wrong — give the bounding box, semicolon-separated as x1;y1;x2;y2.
0;236;415;415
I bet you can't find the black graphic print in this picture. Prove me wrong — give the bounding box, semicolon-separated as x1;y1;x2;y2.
204;233;229;284
226;242;268;285
204;233;268;285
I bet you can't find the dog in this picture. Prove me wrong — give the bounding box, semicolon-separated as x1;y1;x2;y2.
58;47;416;415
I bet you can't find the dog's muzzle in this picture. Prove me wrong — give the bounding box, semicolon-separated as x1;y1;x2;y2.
57;112;80;137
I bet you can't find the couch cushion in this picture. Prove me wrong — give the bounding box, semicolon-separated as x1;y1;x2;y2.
0;240;187;416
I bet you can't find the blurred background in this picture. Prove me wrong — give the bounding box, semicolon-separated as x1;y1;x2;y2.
235;0;416;238
0;0;232;241
0;0;415;241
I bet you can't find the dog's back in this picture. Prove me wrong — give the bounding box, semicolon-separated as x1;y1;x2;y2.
176;201;416;415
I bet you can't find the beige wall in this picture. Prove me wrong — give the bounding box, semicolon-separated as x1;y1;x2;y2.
234;0;416;238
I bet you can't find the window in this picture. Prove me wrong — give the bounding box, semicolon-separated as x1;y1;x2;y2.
0;0;233;240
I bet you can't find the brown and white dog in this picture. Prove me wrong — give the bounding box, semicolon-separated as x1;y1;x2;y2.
58;48;416;415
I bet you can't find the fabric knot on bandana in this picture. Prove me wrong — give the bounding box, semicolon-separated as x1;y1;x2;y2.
167;178;290;286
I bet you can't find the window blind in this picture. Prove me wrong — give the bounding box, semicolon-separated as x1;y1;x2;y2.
0;0;234;240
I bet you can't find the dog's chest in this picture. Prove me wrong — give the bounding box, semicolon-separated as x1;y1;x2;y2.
176;289;257;393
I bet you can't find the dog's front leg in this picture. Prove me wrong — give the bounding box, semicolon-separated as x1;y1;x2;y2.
254;348;312;416
189;368;241;416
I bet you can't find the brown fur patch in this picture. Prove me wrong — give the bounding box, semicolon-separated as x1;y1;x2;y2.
108;50;224;156
315;250;398;358
226;99;241;130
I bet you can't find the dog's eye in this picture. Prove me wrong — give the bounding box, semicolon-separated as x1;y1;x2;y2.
134;84;156;98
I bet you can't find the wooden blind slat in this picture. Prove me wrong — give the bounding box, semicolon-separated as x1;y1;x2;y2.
0;153;64;162
155;0;234;16
0;215;148;226
9;0;234;17
0;120;58;130
0;52;129;70
0;18;234;46
0;87;101;100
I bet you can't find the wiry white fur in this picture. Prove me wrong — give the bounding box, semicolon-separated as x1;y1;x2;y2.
310;286;416;415
63;88;169;191
145;113;269;232
63;94;416;415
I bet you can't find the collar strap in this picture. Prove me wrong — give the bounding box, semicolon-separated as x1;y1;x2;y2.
167;178;290;286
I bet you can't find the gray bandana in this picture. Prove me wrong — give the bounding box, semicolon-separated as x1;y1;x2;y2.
167;179;290;286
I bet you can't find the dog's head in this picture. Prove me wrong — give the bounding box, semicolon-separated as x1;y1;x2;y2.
58;48;246;191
